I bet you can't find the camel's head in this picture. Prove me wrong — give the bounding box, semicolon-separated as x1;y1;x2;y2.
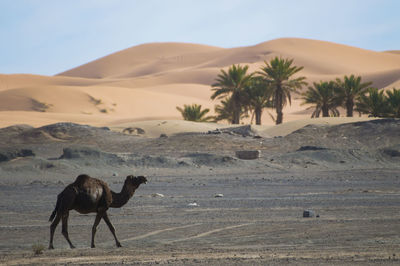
126;175;147;186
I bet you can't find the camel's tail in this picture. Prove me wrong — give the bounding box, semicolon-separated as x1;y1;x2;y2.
49;208;57;222
49;195;61;222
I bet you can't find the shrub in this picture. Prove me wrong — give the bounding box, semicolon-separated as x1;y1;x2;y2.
32;243;45;255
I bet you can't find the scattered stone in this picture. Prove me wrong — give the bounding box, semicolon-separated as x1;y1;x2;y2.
382;148;400;157
159;133;168;138
235;150;260;160
122;127;145;135
207;129;222;134
303;209;315;218
215;194;224;198
184;153;236;166
0;148;35;162
224;125;256;137
112;172;118;177
188;202;198;207
151;193;165;198
29;180;43;185
59;147;101;159
297;146;327;151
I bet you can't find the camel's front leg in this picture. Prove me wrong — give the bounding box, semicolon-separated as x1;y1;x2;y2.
61;212;75;249
91;212;103;248
103;212;122;247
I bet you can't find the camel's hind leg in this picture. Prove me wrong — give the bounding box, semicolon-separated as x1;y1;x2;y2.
61;212;75;249
91;212;103;248
49;213;61;249
103;212;122;247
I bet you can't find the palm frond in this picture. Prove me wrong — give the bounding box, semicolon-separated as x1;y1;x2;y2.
176;104;213;122
256;57;306;124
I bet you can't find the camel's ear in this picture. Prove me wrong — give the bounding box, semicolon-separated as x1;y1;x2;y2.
126;175;134;180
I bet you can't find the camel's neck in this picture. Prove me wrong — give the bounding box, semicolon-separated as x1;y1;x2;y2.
110;183;139;208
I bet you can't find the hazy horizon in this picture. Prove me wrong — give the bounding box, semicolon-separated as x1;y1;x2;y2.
1;0;399;76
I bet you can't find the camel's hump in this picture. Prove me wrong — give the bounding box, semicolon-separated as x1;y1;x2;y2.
74;174;92;185
71;174;112;207
73;174;110;192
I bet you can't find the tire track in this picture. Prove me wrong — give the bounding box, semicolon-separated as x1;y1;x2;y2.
168;223;253;243
114;223;202;243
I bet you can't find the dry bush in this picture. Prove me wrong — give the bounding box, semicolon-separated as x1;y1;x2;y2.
32;243;45;255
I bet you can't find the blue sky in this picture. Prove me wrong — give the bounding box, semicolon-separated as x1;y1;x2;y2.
1;0;399;76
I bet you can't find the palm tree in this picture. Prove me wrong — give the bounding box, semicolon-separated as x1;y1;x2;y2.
176;104;213;122
386;88;400;118
355;88;389;117
301;81;341;118
211;64;253;124
213;96;248;124
335;75;373;117
245;76;273;125
257;57;307;124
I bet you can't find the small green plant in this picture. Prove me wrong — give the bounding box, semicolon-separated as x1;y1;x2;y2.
32;243;45;255
176;104;213;122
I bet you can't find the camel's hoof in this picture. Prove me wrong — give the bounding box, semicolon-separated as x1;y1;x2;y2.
48;245;54;250
70;245;76;249
91;245;95;248
116;242;122;248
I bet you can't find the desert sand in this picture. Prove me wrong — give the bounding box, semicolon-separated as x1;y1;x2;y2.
1;38;400;265
1;38;400;129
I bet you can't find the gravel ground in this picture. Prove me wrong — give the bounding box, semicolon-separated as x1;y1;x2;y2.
0;120;400;265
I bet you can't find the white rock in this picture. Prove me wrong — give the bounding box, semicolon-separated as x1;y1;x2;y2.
188;202;198;207
215;194;224;198
151;193;165;198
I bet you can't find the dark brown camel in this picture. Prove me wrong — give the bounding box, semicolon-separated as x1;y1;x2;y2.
48;174;147;249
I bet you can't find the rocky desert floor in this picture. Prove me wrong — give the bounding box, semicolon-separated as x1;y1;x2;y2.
0;119;400;265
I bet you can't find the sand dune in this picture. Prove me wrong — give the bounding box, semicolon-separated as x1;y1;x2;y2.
0;73;107;91
1;38;399;130
58;42;223;79
384;50;400;55
57;38;400;87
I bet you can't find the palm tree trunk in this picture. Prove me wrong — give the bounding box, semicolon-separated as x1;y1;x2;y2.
322;106;329;117
276;110;283;124
275;88;283;125
346;100;354;117
233;93;241;124
233;109;240;124
255;106;262;125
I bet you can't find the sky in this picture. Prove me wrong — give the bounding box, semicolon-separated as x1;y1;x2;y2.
1;0;399;76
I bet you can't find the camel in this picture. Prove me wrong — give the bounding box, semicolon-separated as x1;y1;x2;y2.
48;174;147;249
